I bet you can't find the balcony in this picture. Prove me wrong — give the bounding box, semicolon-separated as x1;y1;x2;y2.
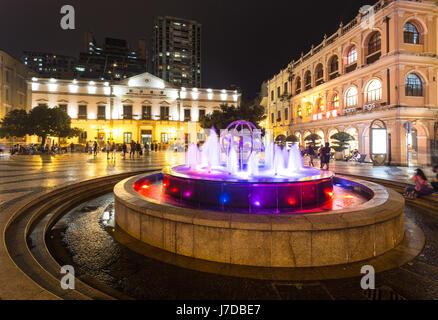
366;52;381;65
329;72;339;80
315;78;324;86
345;63;357;73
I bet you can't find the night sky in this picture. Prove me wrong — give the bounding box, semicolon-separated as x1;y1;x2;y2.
1;0;370;99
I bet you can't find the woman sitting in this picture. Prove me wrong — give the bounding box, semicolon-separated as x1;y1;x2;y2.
404;169;434;199
431;165;438;193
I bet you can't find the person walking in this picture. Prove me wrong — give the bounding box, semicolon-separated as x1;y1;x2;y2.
136;142;142;158
306;145;315;167
111;142;116;159
93;141;98;157
320;142;331;170
130;140;136;159
105;141;111;159
122;143;127;160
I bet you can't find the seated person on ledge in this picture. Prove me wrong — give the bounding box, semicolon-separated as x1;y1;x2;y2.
404;168;434;199
432;165;438;193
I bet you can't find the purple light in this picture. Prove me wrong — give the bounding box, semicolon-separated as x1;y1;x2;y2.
253;201;261;207
183;191;192;198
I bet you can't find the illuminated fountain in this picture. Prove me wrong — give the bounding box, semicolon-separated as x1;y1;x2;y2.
114;120;405;268
160;120;334;212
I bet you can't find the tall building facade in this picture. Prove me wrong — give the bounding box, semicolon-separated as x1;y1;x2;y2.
266;0;438;167
29;72;240;147
152;16;202;88
0;50;33;119
22;51;77;79
77;32;148;81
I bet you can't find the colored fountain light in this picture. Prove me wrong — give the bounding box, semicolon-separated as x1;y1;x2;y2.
135;120;336;213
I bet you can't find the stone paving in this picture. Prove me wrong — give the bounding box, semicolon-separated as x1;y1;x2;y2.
0;151;437;300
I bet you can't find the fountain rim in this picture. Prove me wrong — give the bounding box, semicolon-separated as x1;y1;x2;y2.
162;165;335;184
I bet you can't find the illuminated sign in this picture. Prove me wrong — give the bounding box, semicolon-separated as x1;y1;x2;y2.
371;129;387;154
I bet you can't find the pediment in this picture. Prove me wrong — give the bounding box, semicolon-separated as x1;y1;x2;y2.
120;72;177;90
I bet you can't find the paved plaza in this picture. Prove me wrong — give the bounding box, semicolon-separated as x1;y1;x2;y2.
0;151;437;300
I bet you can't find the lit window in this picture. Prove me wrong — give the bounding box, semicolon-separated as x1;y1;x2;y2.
405;74;423;96
404;23;420;44
366;79;382;102
368;32;381;55
345;87;358;107
330;94;339;110
347;47;357;65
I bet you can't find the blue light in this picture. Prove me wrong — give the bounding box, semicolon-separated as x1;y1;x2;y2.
219;193;230;204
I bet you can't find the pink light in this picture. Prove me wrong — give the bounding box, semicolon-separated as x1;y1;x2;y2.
183;191;191;197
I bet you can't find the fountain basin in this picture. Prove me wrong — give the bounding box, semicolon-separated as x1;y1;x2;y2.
155;165;334;211
115;173;405;268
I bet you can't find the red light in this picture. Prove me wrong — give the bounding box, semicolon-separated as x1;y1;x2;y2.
141;184;150;189
325;190;334;199
171;188;178;193
288;198;296;205
163;182;168;187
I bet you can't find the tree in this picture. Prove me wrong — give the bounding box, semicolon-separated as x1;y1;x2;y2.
0;109;29;143
330;132;355;152
304;133;322;149
28;105;81;146
200;102;266;130
286;135;298;144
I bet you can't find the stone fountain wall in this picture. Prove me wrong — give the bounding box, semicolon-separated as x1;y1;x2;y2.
114;174;405;268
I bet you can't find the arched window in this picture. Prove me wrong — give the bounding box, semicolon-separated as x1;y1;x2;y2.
366;79;382;102
296;105;303;119
330;94;339;110
368;32;381;55
328;56;339;79
345;87;358;107
405;73;423;96
306;103;313;116
347;46;357;65
315;63;324;81
295;77;301;95
316;98;324;112
404;23;420;44
304;71;312;90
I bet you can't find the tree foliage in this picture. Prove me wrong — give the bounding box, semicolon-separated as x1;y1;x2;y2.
0;109;29;138
200;102;266;130
0;105;82;146
330;132;355;152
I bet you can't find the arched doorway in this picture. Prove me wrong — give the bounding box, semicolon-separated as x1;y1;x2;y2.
316;129;325;147
328;129;339;146
295;132;302;147
408;122;429;166
345;127;359;154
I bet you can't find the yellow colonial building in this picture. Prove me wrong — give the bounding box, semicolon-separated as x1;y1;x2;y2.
266;0;438;166
29;72;240;148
